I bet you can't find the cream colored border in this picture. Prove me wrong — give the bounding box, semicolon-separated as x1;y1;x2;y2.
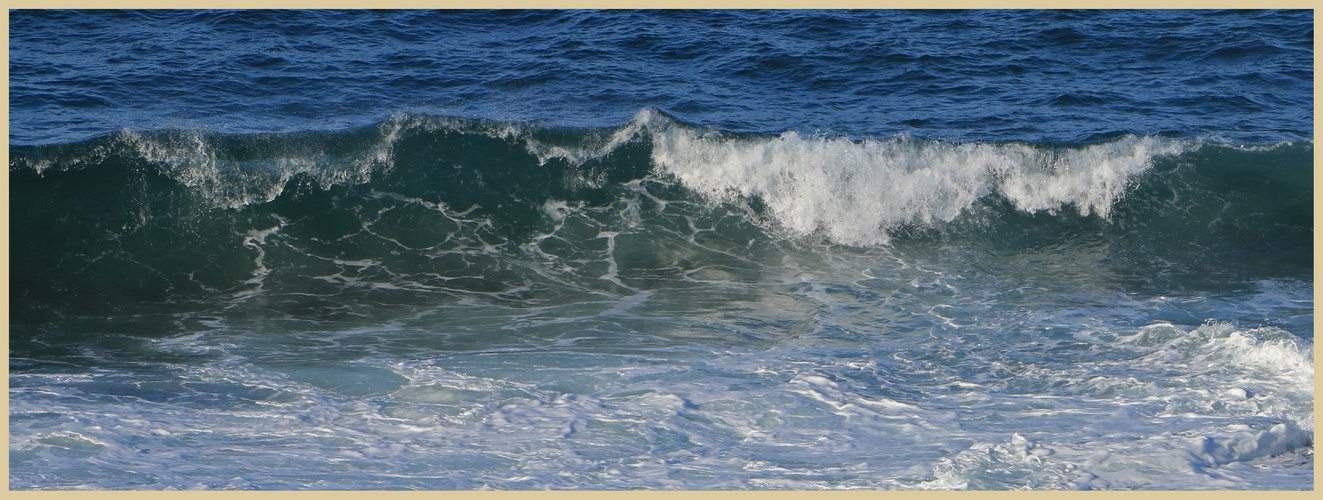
2;2;1317;496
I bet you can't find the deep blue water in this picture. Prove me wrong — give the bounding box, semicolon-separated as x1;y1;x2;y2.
9;9;1314;145
8;10;1314;490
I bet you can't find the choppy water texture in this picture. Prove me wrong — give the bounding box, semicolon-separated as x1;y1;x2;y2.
8;10;1314;490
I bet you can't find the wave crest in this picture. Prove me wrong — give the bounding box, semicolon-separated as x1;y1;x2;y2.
646;114;1189;245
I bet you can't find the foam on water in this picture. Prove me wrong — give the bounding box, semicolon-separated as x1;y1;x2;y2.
644;111;1189;245
7;109;1312;493
10;295;1312;489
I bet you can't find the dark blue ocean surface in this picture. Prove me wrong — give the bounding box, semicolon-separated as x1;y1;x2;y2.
9;9;1313;145
8;10;1314;490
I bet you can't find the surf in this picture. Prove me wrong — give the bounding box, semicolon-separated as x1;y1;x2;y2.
9;109;1313;316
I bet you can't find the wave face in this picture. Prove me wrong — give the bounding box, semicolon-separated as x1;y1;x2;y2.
10;115;1314;491
9;111;1312;316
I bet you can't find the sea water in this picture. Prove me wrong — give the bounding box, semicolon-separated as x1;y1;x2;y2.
8;10;1313;490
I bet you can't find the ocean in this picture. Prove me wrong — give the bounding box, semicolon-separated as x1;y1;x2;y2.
7;9;1314;490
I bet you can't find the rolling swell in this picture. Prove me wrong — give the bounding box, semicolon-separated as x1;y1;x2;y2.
10;110;1312;318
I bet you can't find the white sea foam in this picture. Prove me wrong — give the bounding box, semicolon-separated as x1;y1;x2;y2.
119;121;406;209
639;111;1189;245
1127;323;1314;403
231;216;288;301
9;111;1311;491
22;109;1190;237
11;315;1314;489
